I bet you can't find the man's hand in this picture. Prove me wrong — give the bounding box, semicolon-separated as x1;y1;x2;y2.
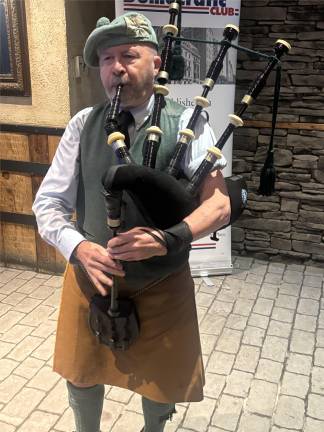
107;227;167;261
74;240;125;295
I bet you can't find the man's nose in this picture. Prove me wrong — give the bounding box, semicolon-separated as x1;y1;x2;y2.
112;58;126;75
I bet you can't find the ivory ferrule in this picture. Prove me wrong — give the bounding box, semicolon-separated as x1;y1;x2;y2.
179;128;195;144
241;94;254;106
157;71;169;81
225;24;240;34
229;114;244;127
107;131;125;147
276;39;292;51
146;126;163;142
169;2;180;12
153;84;169;96
163;24;178;37
203;78;215;90
194;96;210;108
206;147;223;163
107;218;120;228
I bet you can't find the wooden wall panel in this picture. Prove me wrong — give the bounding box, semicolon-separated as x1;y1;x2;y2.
48;136;61;162
0;133;29;160
1;223;37;268
0;173;34;214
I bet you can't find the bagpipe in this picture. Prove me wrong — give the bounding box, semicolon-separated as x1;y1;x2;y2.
90;1;291;349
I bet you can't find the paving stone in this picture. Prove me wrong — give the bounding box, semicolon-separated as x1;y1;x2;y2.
200;334;217;355
305;266;324;276
0;278;27;295
195;292;215;308
245;273;264;285
0;324;34;343
0;374;27;403
110;409;145;432
281;371;309;398
13;297;43;313
30;285;56;300
209;300;233;317
233;299;255;316
27;365;60;391
303;275;323;288
200;314;226;335
248;313;269;329
0;387;45;426
314;348;324;367
16;278;44;295
312;366;324;395
7;335;43;361
307;393;324;420
267;320;292;338
246;379;277;416
52;406;75;432
0;270;22;284
225;314;248;331
301;286;322;300
234;345;260;373
304;417;324;432
211;394;243;431
319;311;324;329
207;351;235;375
16;270;38;280
238;412;271;432
16;410;58;432
0;420;15;431
283;270;303;285
238;284;260;300
217;288;239;303
224;370;253;397
233;257;253;270
279;283;301;297
197;306;207;324
255;359;283;383
242;326;265;347
31;334;56;360
298;298;320;316
286;353;312;376
272;307;295;323
0;358;18;381
108;386;133;403
294;314;317;332
290;330;315;355
183;397;216;431
271;427;299;432
19;305;54;326
262;336;288;362
274;395;305;429
0;341;15;359
259;283;278;299
14;356;45;379
253;298;274;316
31;320;57;338
264;273;283;284
316;329;324;348
268;263;285;274
276;295;298;310
216;328;242;354
2;292;27;306
203;373;226;399
0;311;25;332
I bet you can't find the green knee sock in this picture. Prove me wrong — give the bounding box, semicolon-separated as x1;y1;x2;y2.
66;381;104;432
142;396;176;432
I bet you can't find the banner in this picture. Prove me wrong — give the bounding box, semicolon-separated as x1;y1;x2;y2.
116;0;241;276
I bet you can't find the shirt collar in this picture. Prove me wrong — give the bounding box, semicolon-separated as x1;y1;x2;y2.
128;94;154;131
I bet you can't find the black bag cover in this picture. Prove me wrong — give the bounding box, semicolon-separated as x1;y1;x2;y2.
89;294;140;351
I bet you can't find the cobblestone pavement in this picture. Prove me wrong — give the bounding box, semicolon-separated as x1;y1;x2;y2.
0;257;323;432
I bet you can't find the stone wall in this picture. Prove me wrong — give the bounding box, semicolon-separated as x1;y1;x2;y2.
232;0;324;264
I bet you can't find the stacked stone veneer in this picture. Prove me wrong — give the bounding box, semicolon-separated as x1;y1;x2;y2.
232;0;324;264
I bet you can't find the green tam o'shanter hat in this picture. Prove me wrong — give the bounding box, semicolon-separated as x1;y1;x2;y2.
83;12;158;68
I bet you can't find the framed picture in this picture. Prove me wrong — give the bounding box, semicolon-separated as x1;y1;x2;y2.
0;0;31;97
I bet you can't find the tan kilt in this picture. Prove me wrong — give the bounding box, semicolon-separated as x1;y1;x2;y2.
53;263;204;403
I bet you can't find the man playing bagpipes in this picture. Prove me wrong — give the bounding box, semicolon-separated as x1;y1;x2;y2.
33;10;232;432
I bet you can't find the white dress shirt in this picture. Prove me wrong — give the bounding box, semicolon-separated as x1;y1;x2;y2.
32;95;226;261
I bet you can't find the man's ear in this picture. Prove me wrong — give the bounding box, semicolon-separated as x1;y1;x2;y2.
153;55;162;76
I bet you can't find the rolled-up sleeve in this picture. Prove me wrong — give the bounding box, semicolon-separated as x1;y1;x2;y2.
32;108;92;261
